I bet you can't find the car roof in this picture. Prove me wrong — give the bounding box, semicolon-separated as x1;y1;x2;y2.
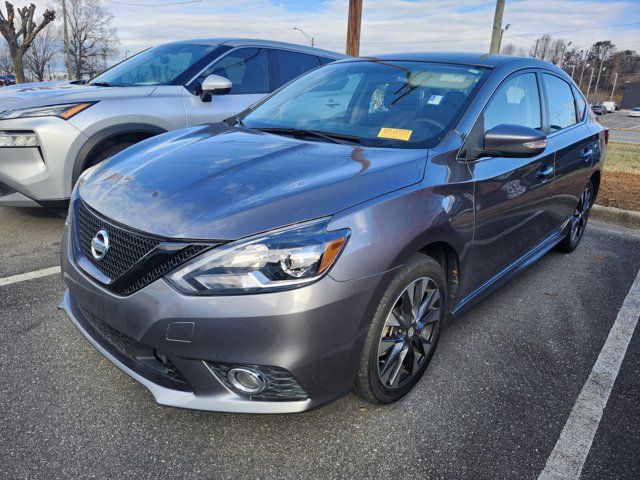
162;37;347;59
336;52;561;71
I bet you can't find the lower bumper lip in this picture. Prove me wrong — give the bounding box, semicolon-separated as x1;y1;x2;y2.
59;289;313;414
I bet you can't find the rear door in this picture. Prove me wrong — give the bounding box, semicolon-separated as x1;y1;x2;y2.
463;70;558;290
541;73;599;226
269;49;323;89
182;47;270;126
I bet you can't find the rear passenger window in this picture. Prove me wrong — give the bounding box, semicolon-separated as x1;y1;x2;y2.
272;50;321;88
543;73;577;132
573;86;587;122
483;72;542;133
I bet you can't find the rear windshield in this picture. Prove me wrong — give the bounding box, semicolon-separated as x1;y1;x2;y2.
243;60;488;149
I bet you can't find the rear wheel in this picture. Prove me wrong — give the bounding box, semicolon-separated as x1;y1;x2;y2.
555;180;593;253
355;254;446;404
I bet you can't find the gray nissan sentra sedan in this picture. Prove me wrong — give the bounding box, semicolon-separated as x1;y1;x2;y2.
59;53;606;413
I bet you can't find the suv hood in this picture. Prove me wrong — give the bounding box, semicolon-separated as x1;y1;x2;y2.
0;81;156;112
80;123;427;240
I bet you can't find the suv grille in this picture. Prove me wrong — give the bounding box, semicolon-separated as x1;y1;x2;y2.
74;201;214;295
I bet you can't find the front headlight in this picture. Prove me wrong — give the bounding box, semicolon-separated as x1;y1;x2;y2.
0;102;96;120
167;219;350;295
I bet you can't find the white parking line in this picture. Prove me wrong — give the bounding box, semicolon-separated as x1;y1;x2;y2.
538;268;640;480
0;266;61;287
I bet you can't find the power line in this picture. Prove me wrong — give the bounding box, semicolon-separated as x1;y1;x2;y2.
323;21;640;46
101;0;202;6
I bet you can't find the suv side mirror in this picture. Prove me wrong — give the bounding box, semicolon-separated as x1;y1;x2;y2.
483;124;547;158
200;74;232;102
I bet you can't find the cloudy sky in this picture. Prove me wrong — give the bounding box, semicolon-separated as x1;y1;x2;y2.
21;0;640;58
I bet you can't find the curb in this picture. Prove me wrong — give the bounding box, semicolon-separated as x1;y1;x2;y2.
592;204;640;230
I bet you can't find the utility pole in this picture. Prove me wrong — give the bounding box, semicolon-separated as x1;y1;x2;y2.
489;0;505;54
346;0;363;56
61;0;72;80
610;72;618;102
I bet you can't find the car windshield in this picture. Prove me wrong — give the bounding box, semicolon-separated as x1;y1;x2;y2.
242;60;488;149
91;43;217;86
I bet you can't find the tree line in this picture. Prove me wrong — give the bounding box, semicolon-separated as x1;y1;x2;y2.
0;1;119;83
502;35;639;103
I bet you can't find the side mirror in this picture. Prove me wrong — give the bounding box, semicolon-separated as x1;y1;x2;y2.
200;74;232;102
483;124;547;158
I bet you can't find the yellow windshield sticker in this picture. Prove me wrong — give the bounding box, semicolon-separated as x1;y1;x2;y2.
378;127;413;141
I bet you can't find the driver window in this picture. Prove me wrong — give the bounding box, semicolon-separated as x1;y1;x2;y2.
483;73;542;133
195;48;269;94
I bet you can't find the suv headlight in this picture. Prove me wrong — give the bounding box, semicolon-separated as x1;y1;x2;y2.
0;102;96;120
167;219;350;295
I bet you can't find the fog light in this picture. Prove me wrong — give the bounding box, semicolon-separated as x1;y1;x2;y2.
0;131;39;147
228;367;266;395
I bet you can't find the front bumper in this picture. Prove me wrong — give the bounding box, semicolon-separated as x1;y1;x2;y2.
60;225;385;413
0;117;87;203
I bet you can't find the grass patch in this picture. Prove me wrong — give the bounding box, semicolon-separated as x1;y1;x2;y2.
598;142;640;211
605;142;640;175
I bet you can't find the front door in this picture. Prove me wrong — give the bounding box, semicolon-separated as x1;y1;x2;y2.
464;71;558;292
182;47;270;126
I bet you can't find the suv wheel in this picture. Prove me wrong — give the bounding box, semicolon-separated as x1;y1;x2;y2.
355;253;446;404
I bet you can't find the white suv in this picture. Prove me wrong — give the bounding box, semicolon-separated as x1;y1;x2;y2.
0;38;345;208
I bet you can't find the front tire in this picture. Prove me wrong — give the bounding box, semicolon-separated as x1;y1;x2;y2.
555;180;594;253
355;254;446;404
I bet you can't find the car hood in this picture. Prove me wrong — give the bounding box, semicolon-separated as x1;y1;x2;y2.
80;123;427;240
0;81;156;112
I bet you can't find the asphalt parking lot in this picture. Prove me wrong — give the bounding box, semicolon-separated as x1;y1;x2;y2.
1;206;640;479
598;111;640;144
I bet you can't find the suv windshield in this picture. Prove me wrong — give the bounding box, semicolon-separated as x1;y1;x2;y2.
91;43;217;87
243;60;488;149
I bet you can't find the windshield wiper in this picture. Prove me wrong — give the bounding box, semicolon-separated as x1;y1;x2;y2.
255;127;360;145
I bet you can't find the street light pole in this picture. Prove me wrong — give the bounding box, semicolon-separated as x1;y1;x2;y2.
610;72;618;102
498;23;510;53
594;61;605;103
293;27;314;48
586;67;595;102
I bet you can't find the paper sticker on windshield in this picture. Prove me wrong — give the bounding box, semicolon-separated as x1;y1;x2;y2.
378;128;413;141
427;94;443;105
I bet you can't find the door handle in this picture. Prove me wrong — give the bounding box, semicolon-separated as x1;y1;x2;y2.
581;148;594;159
536;165;554;181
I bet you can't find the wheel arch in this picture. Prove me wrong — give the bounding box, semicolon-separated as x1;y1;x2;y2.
589;169;601;200
72;123;167;184
419;241;461;314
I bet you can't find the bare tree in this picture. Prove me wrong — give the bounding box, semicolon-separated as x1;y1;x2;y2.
24;24;59;81
0;2;56;83
58;0;119;80
0;41;13;74
500;43;516;56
